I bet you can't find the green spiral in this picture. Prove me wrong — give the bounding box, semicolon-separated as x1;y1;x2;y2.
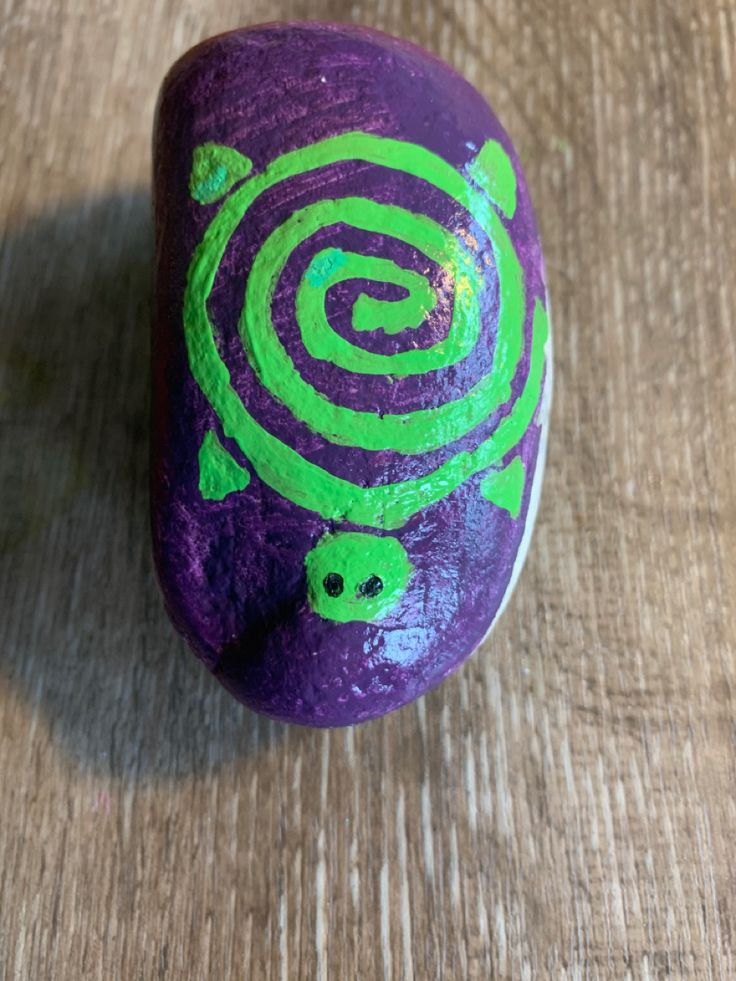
184;131;548;534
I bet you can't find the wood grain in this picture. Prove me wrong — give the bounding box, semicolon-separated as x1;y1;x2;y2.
1;1;735;977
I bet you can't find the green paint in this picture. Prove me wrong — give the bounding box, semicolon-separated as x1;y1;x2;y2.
480;454;525;518
304;248;438;335
305;532;413;622
305;248;349;287
467;139;517;219
243;196;517;453
198;429;250;500
345;255;437;335
187;295;547;529
295;218;478;378
183;131;548;530
190;143;253;204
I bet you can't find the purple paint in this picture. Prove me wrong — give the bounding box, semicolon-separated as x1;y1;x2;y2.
152;23;550;726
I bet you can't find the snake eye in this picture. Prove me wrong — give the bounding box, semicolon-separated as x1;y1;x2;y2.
359;575;383;598
323;572;344;597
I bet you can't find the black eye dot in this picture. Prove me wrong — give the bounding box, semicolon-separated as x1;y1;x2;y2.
323;572;344;597
359;574;383;598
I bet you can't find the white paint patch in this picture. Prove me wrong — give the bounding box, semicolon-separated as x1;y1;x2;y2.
482;310;554;642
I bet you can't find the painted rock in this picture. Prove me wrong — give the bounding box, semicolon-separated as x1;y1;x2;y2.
152;22;551;726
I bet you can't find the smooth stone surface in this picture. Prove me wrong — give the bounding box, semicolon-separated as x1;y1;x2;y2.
152;22;551;726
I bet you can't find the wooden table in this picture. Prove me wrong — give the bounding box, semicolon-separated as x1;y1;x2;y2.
2;2;734;977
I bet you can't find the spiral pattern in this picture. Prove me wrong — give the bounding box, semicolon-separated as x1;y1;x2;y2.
184;131;548;532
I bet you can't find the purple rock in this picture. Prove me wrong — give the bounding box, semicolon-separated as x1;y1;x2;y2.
152;22;551;726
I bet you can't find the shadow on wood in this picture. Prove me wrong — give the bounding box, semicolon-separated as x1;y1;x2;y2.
0;191;286;779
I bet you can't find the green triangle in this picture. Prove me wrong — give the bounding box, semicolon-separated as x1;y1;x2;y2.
189;142;253;205
480;455;525;518
198;430;250;501
467;139;517;218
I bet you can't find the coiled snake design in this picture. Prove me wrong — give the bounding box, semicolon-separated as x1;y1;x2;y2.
184;132;548;623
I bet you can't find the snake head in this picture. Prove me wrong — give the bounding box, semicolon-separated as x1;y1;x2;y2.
304;532;414;623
